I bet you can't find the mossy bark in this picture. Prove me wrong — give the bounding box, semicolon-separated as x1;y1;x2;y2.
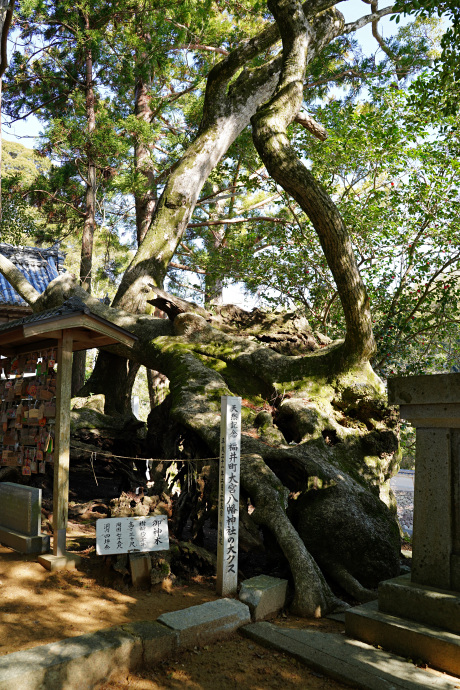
251;0;374;364
3;271;401;617
110;4;349;315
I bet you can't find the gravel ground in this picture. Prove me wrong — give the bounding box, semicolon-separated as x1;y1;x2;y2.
394;490;414;536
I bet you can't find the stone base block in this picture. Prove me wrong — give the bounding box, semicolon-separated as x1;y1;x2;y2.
379;574;460;634
345;600;460;677
239;575;288;621
38;551;81;572
157;598;250;648
0;527;49;554
121;621;177;665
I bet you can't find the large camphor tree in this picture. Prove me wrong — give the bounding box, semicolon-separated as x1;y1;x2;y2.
0;0;430;616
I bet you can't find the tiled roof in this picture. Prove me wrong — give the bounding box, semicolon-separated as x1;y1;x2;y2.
0;243;65;307
0;296;90;334
0;296;138;345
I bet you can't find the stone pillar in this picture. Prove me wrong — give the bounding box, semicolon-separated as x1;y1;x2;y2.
345;374;460;677
388;373;460;592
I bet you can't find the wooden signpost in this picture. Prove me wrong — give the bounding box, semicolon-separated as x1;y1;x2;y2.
216;395;241;596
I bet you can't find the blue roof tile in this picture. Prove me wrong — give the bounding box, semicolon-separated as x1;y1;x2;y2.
0;243;65;306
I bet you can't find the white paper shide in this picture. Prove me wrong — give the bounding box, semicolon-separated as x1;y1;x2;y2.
96;515;169;555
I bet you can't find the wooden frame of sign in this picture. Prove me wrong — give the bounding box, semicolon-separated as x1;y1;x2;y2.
0;298;137;570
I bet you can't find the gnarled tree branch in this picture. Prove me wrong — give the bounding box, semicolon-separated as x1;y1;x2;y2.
251;1;375;363
0;252;40;305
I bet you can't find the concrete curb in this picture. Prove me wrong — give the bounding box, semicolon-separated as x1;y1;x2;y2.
158;598;250;648
242;621;460;689
0;599;250;690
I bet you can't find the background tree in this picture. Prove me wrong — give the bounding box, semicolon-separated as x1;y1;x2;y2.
4;0;136;389
0;0;14;218
0;0;411;618
3;0;455;616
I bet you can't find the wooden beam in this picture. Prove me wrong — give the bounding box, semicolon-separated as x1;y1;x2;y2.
23;313;136;348
53;330;73;557
0;335;63;356
0;327;25;345
71;336;114;351
23;315;87;337
80;315;137;347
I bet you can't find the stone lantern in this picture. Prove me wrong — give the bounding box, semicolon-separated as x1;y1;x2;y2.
346;373;460;677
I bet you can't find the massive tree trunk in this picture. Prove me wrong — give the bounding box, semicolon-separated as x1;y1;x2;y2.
2;262;401;618
84;1;392;410
112;3;351;314
110;1;393;315
1;2;405;616
84;1;383;407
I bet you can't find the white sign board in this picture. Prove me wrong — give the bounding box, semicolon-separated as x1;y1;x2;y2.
216;396;241;596
96;516;169;555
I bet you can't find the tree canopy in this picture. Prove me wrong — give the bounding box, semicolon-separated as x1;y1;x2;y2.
0;0;458;617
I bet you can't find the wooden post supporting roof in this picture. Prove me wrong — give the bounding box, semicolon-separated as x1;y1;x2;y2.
53;331;72;558
0;297;137;571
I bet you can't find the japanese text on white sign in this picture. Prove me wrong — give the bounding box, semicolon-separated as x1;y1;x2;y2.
216;396;241;596
96;516;169;555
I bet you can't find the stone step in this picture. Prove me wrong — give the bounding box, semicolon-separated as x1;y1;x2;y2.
157;597;250;648
378;575;460;635
242;621;460;689
346;601;460;678
239;575;287;621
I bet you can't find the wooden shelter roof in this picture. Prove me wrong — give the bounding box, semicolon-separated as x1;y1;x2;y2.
0;296;137;356
0;243;65;309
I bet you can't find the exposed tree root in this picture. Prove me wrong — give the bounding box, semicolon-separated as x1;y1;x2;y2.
240;453;347;617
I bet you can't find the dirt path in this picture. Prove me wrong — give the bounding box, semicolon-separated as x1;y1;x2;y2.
0;491;416;688
0;523;220;657
100;634;349;690
0;525;348;689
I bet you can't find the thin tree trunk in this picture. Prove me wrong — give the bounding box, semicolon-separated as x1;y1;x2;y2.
0;0;15;221
81;38;96;293
134;77;157;246
204;184;227;308
73;30;97;395
204;159;241;307
84;74;158;406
